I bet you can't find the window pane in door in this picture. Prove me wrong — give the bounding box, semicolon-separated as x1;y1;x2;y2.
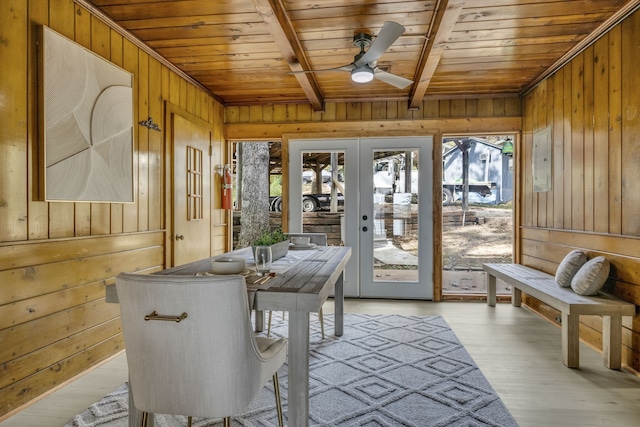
300;151;345;246
372;150;418;282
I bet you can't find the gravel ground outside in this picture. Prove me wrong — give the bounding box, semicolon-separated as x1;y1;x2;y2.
442;204;513;294
443;204;513;270
386;203;514;295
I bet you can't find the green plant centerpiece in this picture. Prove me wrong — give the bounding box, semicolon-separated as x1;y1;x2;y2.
252;228;290;261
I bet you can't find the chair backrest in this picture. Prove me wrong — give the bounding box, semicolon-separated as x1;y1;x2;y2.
115;272;271;419
288;232;327;246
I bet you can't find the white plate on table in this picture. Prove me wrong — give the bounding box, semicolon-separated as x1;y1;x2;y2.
196;269;253;276
289;243;317;250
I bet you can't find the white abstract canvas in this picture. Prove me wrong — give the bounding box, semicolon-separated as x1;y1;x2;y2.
41;26;134;202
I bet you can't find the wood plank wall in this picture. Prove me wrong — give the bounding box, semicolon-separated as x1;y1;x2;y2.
226;97;522;124
0;0;224;417
520;9;640;371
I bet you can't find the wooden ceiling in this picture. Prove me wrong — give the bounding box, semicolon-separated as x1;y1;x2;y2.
85;0;639;111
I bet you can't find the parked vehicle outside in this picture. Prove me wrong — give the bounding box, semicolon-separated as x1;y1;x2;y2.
372;158;495;206
270;193;344;212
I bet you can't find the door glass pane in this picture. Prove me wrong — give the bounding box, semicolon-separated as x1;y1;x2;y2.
186;145;203;221
372;150;418;282
301;151;345;245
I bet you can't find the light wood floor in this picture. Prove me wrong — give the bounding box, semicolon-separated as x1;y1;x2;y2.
3;300;640;427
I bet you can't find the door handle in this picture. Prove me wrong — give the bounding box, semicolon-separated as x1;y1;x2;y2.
175;234;184;241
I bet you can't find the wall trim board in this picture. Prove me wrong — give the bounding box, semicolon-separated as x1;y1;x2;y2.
226;117;522;141
521;227;640;259
0;231;165;271
0;247;164;305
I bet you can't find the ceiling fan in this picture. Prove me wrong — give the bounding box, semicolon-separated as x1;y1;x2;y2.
290;21;413;89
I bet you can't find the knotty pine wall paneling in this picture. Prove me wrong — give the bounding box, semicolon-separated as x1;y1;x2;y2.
620;12;640;237
210;99;229;256
109;24;124;234
0;0;225;418
27;0;50;241
1;0;28;243
74;4;91;236
520;8;640;372
225;97;522;126
608;24;623;236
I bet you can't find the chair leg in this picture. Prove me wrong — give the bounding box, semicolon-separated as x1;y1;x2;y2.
140;412;149;427
223;416;231;427
187;416;192;427
319;307;325;339
268;311;289;337
270;310;324;339
273;372;284;427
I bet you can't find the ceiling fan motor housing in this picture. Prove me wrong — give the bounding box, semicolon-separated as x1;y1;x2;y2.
353;32;373;49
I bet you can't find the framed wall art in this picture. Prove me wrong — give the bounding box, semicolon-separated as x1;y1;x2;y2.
39;25;134;202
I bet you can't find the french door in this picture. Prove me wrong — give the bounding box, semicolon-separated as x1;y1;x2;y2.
289;136;433;299
359;137;433;299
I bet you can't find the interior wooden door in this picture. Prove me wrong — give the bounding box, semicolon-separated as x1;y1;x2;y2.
171;113;212;266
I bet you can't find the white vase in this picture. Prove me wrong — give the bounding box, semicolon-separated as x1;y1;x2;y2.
252;239;289;262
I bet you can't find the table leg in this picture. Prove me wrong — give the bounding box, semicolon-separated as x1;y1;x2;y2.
287;311;310;427
255;309;264;332
335;272;344;336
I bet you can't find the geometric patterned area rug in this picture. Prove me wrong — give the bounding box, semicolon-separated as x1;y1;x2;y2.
65;313;518;426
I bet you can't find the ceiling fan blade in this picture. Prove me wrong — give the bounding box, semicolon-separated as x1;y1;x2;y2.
374;69;413;89
355;21;405;67
289;64;354;74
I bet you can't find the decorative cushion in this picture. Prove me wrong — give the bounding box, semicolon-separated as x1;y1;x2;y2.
555;250;587;287
571;256;610;295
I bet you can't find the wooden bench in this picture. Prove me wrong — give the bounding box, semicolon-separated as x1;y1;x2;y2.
483;263;636;370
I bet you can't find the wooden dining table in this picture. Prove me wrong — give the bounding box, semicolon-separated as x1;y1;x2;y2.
107;244;352;427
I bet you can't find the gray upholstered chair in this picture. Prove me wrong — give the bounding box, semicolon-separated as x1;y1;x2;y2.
268;233;328;339
115;272;287;427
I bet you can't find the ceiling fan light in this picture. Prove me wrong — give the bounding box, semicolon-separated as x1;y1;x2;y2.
351;65;374;83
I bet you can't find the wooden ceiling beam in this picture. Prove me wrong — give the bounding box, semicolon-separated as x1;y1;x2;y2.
409;0;465;109
252;0;325;111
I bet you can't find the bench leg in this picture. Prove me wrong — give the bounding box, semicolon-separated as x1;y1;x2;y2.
562;312;580;368
512;287;522;307
602;316;623;370
487;274;496;307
